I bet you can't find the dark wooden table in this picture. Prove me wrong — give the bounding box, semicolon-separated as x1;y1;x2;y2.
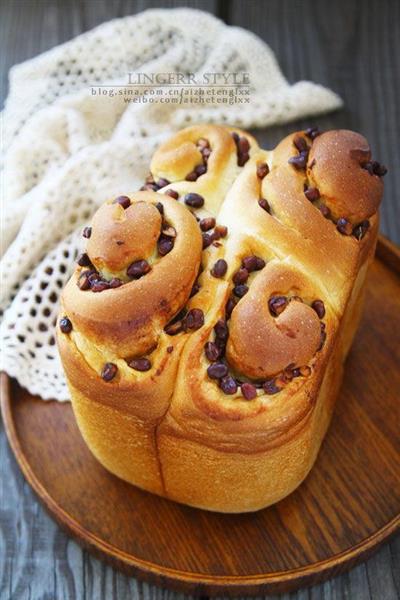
1;1;399;599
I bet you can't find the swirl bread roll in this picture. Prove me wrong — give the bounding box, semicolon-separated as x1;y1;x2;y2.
57;125;385;512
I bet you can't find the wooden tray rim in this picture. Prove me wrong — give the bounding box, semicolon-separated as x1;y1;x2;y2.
1;234;400;595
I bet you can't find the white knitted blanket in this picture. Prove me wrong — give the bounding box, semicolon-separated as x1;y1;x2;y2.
0;8;342;400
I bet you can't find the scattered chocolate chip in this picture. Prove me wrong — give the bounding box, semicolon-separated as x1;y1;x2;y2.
195;164;207;176
237;152;250;167
184;193;204;208
269;296;288;316
113;195;131;209
362;161;387;177
190;281;200;297
91;280;110;292
293;135;308;152
167;346;174;353
141;183;159;191
109;278;122;288
220;375;238;394
257;163;269;179
262;379;281;395
318;329;327;351
184;308;204;331
59;317;72;333
231;132;240;143
233;284;248;298
158;236;174;256
157;178;170;188
304;187;320;201
241;382;257;400
319;204;331;218
336;217;353;235
129;357;151;371
82;226;92;238
242;255;264;272
254;256;266;270
225;297;236;318
155;202;164;215
207;362;228;379
101;363;118;382
202;233;213;249
164;189;179;199
312;299;326;319
127;259;151;278
77;270;92;290
305;127;321;141
211;259;228;278
288;151;308;170
164;320;183;335
214;319;229;341
185;171;198;182
202;147;211;161
200;217;216;231
292;367;301;378
205;341;221;362
233;268;249;285
353;220;370;240
77;253;92;267
214;225;228;238
258;198;271;213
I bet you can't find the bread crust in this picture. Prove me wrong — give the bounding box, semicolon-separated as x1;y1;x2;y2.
57;125;384;512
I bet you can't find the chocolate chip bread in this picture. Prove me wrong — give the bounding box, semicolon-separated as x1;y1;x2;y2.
57;125;385;512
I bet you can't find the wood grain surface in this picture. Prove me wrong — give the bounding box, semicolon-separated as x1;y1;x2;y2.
1;1;399;599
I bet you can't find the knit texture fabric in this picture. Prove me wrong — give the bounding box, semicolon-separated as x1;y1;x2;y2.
0;8;342;400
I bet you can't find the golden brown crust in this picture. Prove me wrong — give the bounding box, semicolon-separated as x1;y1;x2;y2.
57;125;385;512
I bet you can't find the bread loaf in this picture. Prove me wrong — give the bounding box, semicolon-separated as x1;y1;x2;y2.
57;125;385;512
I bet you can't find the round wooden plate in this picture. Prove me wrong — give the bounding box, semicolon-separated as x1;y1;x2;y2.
1;237;400;596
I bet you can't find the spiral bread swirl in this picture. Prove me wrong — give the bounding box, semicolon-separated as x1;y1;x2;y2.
57;125;385;512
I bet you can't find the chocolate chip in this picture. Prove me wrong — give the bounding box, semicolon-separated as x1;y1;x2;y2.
202;147;211;161
319;204;331;218
353;220;370;240
269;296;288;316
305;127;321;141
362;161;387;177
318;328;327;351
185;171;198;182
211;259;228;278
167;346;174;353
237;152;250;167
195;164;207;176
257;163;269;179
233;284;248;298
158;236;174;256
184;193;204;208
205;341;221;362
219;375;238;395
238;137;250;153
164;321;183;335
312;299;326;319
184;308;204;331
200;217;216;231
304;187;320;201
113;195;131;209
258;198;271;213
241;382;257;400
336;218;353;235
141;183;159;191
164;189;179;199
233;268;249;285
59;317;72;333
77;270;92;290
231;132;240;143
214;319;229;341
202;233;213;249
109;278;123;288
190;281;200;297
155;202;164;215
157;178;170;188
242;255;264;272
225;297;236;318
127;259;151;278
91;280;110;292
82;226;92;238
129;357;151;371
101;363;118;382
288;151;308;170
77;253;92;267
293;135;308;152
214;225;228;238
207;362;228;379
262;379;281;395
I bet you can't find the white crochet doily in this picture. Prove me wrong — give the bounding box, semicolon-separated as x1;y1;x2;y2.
0;8;342;401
